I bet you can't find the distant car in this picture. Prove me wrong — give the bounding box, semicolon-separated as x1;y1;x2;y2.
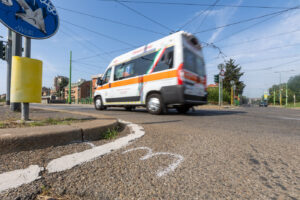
259;101;268;107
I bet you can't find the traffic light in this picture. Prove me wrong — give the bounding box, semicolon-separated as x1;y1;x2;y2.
0;41;6;61
214;74;219;83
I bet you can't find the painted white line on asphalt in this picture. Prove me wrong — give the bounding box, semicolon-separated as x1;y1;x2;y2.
0;120;144;194
0;165;43;193
85;142;96;148
278;116;300;121
123;147;184;177
46;120;145;173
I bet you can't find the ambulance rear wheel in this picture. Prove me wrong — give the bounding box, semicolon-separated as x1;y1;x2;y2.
146;94;164;115
94;96;105;110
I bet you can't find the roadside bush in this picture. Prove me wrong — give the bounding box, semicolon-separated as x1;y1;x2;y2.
207;87;230;104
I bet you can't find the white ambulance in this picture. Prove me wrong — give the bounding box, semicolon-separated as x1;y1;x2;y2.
94;31;207;114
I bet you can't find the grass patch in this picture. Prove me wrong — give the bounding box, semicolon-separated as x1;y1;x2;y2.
0;118;83;129
29;118;78;127
102;128;119;140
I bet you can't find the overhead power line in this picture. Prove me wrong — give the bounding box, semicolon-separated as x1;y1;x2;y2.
111;0;174;33
245;58;300;72
194;6;300;34
56;6;165;36
97;0;299;9
219;28;300;48
178;0;220;31
61;19;138;47
206;42;300;62
214;12;284;44
74;47;132;61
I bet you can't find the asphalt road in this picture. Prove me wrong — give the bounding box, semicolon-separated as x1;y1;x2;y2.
1;104;300;199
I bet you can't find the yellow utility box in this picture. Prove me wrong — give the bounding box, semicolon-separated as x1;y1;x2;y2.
11;56;43;103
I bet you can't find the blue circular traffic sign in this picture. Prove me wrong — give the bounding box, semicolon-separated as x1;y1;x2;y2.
0;0;59;39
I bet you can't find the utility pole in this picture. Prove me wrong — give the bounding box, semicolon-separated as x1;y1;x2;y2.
68;51;72;104
273;88;276;106
10;32;22;112
285;82;288;107
294;94;296;107
279;72;282;106
22;37;31;121
6;29;12;105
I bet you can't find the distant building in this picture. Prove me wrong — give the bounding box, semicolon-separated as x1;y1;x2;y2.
0;94;6;100
208;83;218;88
91;74;103;97
64;79;91;103
42;87;51;96
52;76;69;99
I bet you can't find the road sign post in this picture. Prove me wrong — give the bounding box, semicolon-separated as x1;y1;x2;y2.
1;0;59;120
69;51;72;104
6;29;12;105
21;37;31;121
10;31;22;112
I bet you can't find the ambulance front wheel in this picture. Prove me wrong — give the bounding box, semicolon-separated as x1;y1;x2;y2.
94;96;106;110
146;93;165;115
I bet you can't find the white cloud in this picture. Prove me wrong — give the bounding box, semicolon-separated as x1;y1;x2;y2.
207;0;243;43
205;9;300;97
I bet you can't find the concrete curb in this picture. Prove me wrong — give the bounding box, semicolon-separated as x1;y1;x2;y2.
0;107;119;154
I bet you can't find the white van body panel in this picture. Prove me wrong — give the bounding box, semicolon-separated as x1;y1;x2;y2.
94;31;207;107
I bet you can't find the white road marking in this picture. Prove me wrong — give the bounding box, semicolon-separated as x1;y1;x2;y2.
123;147;184;177
84;142;96;148
0;120;144;193
46;121;145;173
0;165;43;193
277;116;300;121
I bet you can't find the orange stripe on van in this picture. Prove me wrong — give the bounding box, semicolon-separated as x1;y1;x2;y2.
96;70;177;91
143;70;177;82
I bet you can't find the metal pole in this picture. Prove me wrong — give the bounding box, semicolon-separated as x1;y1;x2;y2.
10;32;22;112
285;82;288;107
273;88;276;106
6;30;12;105
279;73;282;106
294;94;296;107
21;37;31;121
218;75;221;107
68;51;72;104
221;79;223;106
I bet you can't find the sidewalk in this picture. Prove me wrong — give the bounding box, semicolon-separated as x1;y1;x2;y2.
0;105;118;154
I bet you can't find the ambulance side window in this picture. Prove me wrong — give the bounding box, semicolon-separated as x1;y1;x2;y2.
153;47;174;72
102;68;112;85
114;63;135;80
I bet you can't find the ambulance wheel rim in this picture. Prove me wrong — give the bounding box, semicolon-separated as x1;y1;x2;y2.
148;97;160;112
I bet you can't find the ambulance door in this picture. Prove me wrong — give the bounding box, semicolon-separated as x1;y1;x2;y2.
101;67;113;104
113;62;140;104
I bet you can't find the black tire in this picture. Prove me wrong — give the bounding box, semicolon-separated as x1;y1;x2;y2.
146;93;165;115
94;96;105;110
176;105;190;114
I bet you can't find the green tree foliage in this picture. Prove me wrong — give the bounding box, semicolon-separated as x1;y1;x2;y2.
268;83;296;104
207;87;231;104
287;75;300;101
219;59;245;95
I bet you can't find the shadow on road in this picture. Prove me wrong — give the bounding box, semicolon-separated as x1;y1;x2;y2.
141;120;182;125
186;109;246;116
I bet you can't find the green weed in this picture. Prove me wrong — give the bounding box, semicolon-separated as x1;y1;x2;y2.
102;128;119;140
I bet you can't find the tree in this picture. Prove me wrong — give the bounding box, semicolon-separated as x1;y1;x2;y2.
220;59;245;95
288;75;300;102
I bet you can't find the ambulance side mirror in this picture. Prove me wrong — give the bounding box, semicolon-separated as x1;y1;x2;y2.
97;77;103;86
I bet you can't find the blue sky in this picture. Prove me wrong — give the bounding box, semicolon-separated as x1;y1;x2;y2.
1;0;300;98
